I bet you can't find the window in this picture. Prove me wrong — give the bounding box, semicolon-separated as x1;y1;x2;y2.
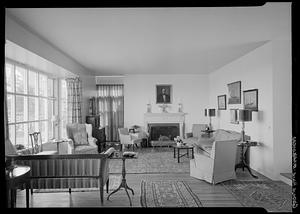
59;79;67;138
5;61;56;148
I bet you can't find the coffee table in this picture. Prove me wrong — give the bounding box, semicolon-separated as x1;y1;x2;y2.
107;151;138;206
172;145;194;163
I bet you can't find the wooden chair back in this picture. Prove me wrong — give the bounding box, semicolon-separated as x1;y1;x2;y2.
29;132;43;154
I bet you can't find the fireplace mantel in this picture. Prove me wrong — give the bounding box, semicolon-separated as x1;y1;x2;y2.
144;112;186;138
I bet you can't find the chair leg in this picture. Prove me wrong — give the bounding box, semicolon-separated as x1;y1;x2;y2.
100;185;104;204
31;188;33;194
106;179;109;193
69;188;71;194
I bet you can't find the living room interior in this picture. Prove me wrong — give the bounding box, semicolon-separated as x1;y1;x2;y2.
3;2;295;210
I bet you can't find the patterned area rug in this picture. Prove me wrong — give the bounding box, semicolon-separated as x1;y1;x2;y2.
222;180;292;212
140;180;203;207
33;175;121;193
109;147;190;174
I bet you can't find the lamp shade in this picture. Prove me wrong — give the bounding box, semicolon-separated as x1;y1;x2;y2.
208;109;216;117
239;109;252;122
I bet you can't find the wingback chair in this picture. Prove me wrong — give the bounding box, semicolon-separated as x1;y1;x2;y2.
66;123;99;154
118;128;143;151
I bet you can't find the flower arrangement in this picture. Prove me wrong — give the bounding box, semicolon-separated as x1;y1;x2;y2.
174;136;184;146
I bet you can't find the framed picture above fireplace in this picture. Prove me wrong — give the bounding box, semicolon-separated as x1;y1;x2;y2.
156;84;172;104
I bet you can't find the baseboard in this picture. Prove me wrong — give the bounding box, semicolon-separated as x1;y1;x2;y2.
279;173;292;186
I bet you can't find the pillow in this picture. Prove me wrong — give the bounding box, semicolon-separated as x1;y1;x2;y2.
73;128;89;146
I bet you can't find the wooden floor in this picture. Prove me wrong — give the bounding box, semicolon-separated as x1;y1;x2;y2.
15;166;272;208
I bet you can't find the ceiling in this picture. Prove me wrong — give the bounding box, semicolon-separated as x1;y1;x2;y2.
6;4;290;76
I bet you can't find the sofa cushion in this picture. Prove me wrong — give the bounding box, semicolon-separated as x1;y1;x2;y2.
214;129;241;141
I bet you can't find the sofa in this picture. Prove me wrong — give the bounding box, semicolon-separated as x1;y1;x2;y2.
5;138;113;205
184;125;250;164
184;125;250;184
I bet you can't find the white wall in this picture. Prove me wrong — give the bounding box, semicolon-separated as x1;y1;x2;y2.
272;40;292;177
208;40;292;180
123;74;209;134
209;42;275;179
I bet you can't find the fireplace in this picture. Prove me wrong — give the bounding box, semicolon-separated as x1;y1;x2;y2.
144;112;186;138
148;123;180;141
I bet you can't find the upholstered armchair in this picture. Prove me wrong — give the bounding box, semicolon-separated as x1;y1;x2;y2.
190;139;239;184
118;128;143;151
66;123;99;154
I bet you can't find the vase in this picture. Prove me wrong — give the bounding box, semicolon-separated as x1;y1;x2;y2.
177;142;182;147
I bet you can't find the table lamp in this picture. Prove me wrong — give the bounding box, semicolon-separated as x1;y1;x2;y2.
238;109;252;142
208;108;216;130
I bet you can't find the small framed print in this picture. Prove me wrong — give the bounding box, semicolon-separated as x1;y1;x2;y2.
243;89;258;111
217;95;226;110
230;109;239;124
228;81;241;104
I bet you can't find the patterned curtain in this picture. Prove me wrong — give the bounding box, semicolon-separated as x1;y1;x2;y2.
97;85;124;142
66;77;82;123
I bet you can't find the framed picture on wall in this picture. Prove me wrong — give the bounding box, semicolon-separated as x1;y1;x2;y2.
227;81;241;104
217;95;226;110
156;84;172;104
230;109;239;124
243;89;258;111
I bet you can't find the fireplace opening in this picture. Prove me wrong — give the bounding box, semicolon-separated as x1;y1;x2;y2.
148;123;180;141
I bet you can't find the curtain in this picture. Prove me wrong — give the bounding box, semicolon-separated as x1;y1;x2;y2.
66;77;82;123
97;85;124;142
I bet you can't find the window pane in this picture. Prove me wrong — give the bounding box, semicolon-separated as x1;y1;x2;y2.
40;121;48;142
39;74;47;96
7;94;15;123
48;79;54;97
28;70;38;95
16;123;28;147
9;125;15;145
48;120;53;140
39;98;48;120
5;63;14;93
15;66;27;94
28;97;39;121
28;122;39;135
16;96;27;122
48;100;54;139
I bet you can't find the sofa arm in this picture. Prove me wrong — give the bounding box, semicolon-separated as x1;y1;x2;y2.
185;132;193;138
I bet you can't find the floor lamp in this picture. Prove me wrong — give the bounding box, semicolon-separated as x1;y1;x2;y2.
238;109;252;142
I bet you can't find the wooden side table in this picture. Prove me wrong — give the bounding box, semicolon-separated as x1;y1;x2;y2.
6;165;31;208
173;145;194;163
235;141;259;178
107;152;137;206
